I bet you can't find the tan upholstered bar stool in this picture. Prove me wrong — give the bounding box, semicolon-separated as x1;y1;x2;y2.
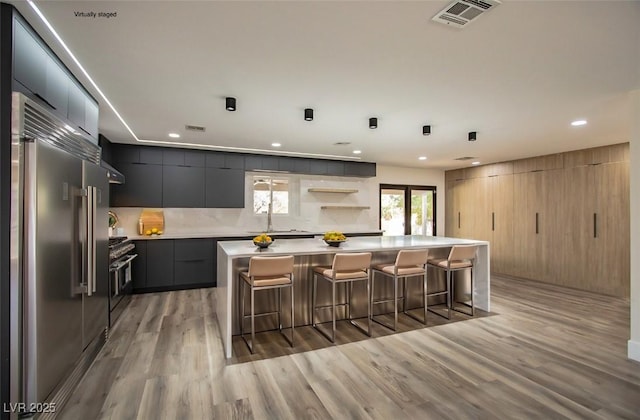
239;255;295;353
312;252;372;343
427;245;478;319
370;249;429;331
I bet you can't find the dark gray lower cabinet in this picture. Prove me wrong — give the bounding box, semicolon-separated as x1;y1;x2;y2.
146;240;174;288
133;238;215;292
174;239;214;286
132;240;147;290
205;168;245;208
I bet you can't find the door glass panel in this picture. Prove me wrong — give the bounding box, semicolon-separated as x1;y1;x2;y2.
381;189;405;235
411;189;435;236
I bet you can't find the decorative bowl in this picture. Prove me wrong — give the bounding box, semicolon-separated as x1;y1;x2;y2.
324;239;346;247
253;240;273;249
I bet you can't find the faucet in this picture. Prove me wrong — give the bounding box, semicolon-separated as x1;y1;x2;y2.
266;201;273;233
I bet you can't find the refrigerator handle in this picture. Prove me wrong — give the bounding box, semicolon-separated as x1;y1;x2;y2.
91;186;97;293
86;187;94;296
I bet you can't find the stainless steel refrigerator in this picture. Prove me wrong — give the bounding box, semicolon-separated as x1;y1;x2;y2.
10;93;109;417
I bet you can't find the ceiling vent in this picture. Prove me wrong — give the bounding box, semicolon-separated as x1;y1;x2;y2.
454;156;476;161
432;0;500;28
185;124;206;132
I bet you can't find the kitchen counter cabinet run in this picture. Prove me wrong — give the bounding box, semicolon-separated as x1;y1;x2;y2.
216;235;490;358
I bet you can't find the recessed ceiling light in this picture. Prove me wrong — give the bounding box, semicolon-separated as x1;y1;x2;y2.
472;161;481;165
418;156;427;160
571;120;587;126
353;150;362;154
168;133;180;138
271;142;281;147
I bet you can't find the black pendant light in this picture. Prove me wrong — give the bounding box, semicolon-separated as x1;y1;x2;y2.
304;108;314;121
369;117;377;129
423;125;431;136
468;131;477;141
225;97;236;111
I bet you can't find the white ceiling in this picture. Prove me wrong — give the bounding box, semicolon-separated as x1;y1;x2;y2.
11;0;640;169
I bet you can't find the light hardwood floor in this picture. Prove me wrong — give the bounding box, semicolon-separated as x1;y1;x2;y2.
59;275;640;419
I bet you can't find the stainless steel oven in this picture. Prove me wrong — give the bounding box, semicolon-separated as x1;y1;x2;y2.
108;237;136;328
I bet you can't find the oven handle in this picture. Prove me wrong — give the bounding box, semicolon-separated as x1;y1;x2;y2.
110;254;138;272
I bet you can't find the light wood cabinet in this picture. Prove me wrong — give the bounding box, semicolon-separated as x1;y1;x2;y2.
445;143;629;297
488;174;514;274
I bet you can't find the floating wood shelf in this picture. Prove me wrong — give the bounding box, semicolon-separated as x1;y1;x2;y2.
320;205;370;210
307;188;359;194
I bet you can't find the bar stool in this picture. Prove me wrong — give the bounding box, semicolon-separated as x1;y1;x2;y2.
427;245;478;319
312;252;372;343
371;249;429;331
239;255;295;353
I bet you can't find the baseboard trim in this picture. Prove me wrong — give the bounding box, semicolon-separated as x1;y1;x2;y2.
628;339;640;362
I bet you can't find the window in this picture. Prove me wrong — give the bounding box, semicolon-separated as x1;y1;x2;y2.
253;177;289;214
380;184;436;236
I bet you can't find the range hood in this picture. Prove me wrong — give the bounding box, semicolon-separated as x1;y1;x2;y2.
101;160;125;184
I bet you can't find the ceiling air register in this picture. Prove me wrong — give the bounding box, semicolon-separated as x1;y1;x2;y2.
432;0;501;28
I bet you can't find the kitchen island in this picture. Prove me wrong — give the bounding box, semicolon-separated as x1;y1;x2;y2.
216;235;490;358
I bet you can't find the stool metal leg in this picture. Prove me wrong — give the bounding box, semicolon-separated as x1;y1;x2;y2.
331;280;336;343
446;269;452;320
312;274;317;327
240;278;244;340
366;273;372;336
277;288;282;332
423;270;428;324
290;279;295;346
393;274;398;331
250;286;256;353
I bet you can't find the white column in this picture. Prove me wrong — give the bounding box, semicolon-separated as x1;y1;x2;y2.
629;89;640;361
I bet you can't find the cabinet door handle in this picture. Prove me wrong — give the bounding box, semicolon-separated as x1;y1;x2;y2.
535;212;539;234
593;213;597;238
492;212;495;231
458;212;461;229
78;126;91;136
34;93;57;110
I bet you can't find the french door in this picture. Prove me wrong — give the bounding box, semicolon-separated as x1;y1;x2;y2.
379;184;437;236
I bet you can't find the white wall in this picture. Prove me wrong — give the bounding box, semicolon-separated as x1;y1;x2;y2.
629;89;640;361
112;164;445;236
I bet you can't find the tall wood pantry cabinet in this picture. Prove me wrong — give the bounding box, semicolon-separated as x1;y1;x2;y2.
444;143;630;298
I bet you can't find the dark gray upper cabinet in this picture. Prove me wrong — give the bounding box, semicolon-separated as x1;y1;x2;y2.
327;161;344;176
163;148;185;166
112;145;140;163
344;161;376;177
67;81;85;130
162;165;205;208
13;16;99;141
185;150;206;167
205;168;245;208
13;20;47;97
309;160;328;175
206;152;244;169
44;56;69;116
294;158;311;174
110;163;163;207
244;155;262;171
261;156;279;171
278;157;296;172
139;147;163;164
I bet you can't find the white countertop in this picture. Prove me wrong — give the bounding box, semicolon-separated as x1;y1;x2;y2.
218;235;487;258
127;230;383;240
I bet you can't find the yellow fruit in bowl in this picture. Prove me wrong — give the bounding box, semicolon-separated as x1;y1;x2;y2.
151;227;158;234
253;233;272;243
323;231;346;241
145;230;152;236
157;230;163;235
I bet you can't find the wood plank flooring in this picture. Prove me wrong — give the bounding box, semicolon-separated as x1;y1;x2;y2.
59;275;640;419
